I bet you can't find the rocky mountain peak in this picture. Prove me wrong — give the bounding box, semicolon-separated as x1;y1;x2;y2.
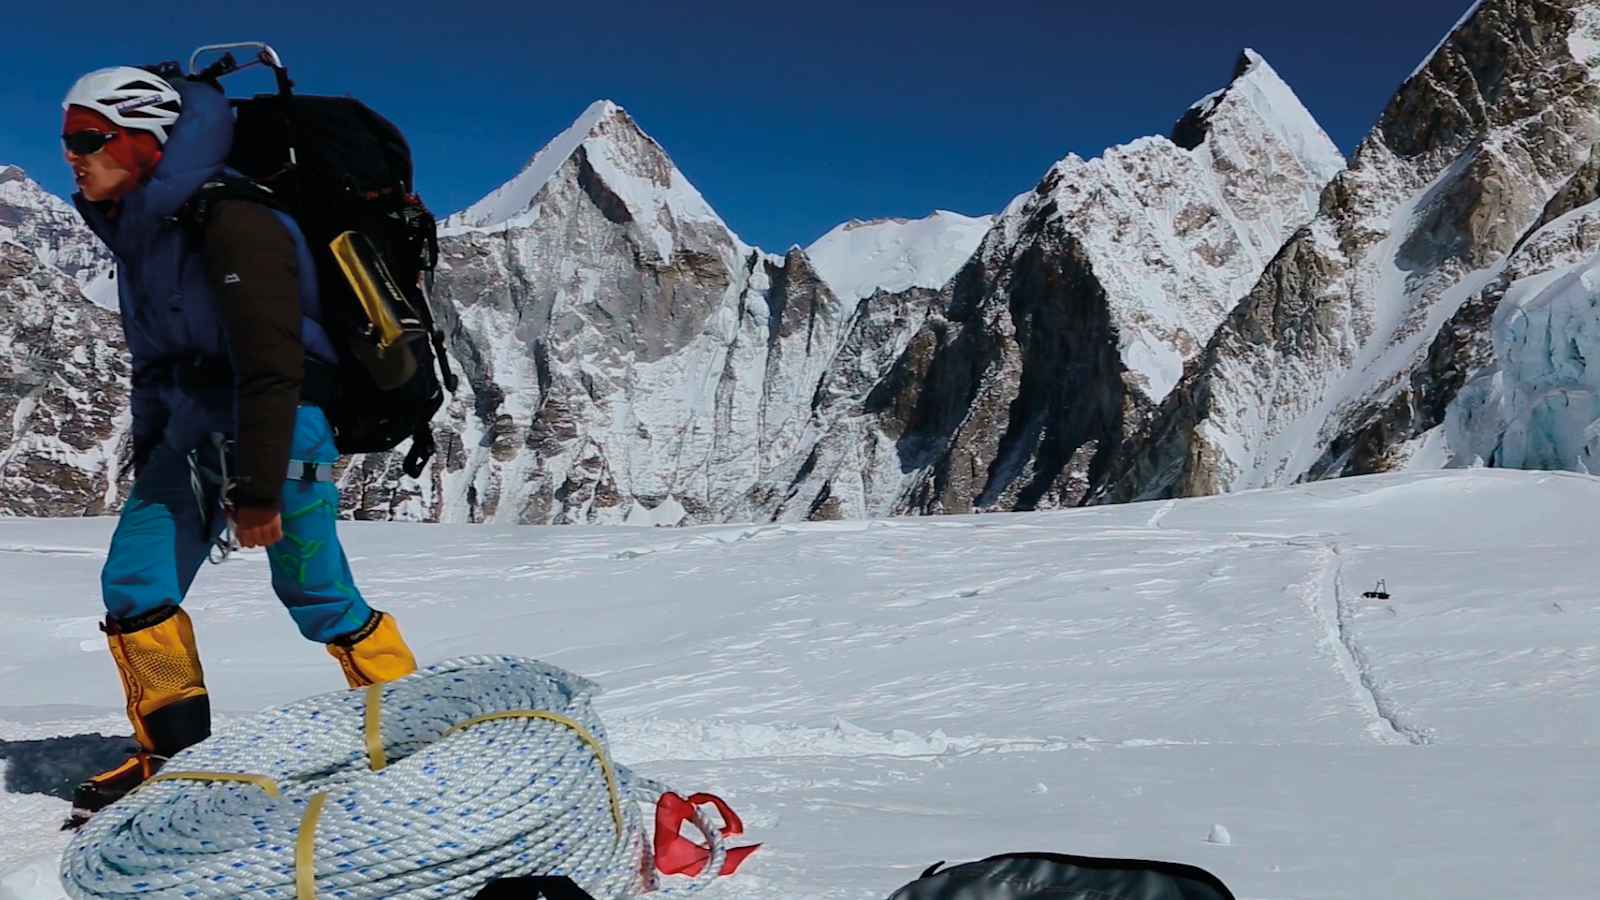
441;100;733;259
1169;49;1261;149
1097;0;1600;503
969;48;1343;406
1170;49;1345;182
0;163;111;292
756;47;1350;522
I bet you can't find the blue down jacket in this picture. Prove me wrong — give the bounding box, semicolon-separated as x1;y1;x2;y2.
73;75;337;454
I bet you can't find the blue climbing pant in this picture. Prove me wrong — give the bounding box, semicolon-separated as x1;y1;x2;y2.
100;405;373;643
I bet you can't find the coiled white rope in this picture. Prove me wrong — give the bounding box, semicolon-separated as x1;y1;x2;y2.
60;656;731;899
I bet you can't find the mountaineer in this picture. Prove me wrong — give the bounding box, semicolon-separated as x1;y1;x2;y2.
61;64;417;825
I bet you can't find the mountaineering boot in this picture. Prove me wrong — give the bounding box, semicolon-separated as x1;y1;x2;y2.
326;610;417;688
64;753;163;830
66;605;211;828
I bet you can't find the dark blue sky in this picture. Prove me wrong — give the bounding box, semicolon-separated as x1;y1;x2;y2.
5;0;1472;250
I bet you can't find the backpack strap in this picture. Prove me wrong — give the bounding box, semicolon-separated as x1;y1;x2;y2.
402;426;435;479
186;177;340;419
179;175;285;235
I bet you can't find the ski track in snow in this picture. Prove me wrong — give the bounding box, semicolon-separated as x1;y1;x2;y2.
1296;541;1430;746
1145;499;1178;529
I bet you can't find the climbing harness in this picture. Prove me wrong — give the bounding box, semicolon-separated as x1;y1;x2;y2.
59;656;757;899
186;432;238;563
187;432;339;565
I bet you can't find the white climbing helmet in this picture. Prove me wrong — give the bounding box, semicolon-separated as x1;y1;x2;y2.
62;66;183;145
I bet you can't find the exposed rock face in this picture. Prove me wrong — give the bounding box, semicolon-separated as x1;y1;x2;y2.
767;50;1343;518
0;167;128;516
0;166;114;301
1097;0;1600;500
0;241;130;516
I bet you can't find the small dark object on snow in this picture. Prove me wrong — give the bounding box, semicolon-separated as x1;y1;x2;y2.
888;852;1235;900
472;876;595;899
1362;579;1391;600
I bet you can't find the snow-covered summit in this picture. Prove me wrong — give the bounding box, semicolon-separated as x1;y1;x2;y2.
759;49;1348;522
443;100;618;231
1178;49;1346;184
440;100;736;258
804;209;993;302
978;49;1344;405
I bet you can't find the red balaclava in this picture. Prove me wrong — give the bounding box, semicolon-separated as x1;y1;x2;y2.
63;105;164;196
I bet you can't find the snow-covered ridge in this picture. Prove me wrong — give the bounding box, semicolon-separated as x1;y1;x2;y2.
804;209;993;302
1095;0;1600;502
1409;1;1487;80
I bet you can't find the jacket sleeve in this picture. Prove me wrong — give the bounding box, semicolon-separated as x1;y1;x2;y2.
201;199;304;511
119;268;168;471
125;359;169;477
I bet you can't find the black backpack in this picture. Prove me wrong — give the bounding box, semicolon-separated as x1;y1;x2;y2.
471;876;595;899
163;49;458;478
888;852;1237;900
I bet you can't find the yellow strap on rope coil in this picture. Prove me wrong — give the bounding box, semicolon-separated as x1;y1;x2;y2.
364;684;387;771
144;705;621;899
141;770;281;797
296;793;328;900
444;710;627;840
137;771;325;898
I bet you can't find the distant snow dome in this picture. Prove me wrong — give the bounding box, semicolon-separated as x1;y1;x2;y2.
805;210;993;302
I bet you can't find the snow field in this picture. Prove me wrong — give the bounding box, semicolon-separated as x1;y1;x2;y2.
1;469;1596;898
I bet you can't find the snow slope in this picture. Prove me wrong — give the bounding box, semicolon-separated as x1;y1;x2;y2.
2;469;1596;898
804;211;993;302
